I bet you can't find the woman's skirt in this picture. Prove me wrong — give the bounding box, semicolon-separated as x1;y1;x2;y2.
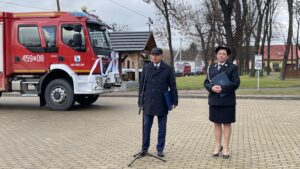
209;105;236;124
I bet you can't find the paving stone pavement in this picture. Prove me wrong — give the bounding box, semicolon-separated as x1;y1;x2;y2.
0;97;299;169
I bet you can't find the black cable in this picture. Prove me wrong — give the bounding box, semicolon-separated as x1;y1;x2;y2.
107;0;149;18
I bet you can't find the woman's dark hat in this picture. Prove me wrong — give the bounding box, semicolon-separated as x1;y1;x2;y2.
150;47;163;55
215;46;231;55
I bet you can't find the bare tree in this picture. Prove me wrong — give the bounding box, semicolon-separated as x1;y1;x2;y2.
110;23;128;32
151;0;287;78
143;0;185;67
233;0;248;74
280;0;293;80
266;0;280;75
243;0;258;75
295;0;300;71
258;0;271;76
218;0;235;61
168;0;219;68
168;0;259;75
216;0;251;70
249;0;269;77
196;0;220;67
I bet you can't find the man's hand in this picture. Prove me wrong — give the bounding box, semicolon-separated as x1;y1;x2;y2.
212;85;222;93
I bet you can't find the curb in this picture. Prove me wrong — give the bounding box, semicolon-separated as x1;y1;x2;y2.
100;94;300;100
2;93;299;100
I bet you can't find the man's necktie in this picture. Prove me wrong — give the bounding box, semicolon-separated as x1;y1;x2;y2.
155;65;159;70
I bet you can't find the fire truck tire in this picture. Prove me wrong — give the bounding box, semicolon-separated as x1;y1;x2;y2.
45;79;75;110
76;94;99;106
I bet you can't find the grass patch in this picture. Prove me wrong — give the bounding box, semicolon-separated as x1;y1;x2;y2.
176;75;205;90
239;75;300;88
176;72;300;90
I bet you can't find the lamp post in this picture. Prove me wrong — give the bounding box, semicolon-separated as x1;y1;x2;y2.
146;17;153;32
195;57;198;75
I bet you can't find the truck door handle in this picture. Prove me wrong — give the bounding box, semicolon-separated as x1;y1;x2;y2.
58;56;64;62
15;56;21;62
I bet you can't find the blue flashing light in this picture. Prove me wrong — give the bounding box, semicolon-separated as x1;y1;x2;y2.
70;12;87;17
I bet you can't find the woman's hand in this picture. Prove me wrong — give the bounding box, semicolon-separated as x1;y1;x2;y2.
212;85;222;93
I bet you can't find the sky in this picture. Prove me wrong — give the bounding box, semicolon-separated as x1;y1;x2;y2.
0;0;156;30
0;0;193;49
0;0;291;50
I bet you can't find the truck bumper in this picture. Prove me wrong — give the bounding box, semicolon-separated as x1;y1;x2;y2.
73;74;123;95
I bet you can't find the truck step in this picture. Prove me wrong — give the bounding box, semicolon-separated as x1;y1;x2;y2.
21;94;38;97
22;81;39;84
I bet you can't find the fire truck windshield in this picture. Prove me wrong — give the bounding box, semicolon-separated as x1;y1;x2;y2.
87;24;111;49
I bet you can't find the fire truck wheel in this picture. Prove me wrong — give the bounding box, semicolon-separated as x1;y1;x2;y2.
45;79;75;110
76;95;99;106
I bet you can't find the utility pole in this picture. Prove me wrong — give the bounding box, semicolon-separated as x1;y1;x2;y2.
56;0;61;11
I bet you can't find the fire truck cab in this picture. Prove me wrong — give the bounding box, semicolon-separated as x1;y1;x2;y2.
0;12;122;110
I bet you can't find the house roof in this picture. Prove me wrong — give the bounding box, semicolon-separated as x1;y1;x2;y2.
262;45;300;60
109;31;156;52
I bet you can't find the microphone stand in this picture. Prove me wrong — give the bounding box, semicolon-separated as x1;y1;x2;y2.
128;63;166;167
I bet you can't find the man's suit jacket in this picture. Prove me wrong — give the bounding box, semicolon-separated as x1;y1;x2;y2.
203;62;240;106
138;61;178;116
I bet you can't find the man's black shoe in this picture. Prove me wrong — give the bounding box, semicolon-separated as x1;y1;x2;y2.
157;151;165;157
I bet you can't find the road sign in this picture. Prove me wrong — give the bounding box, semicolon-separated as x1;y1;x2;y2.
255;54;262;70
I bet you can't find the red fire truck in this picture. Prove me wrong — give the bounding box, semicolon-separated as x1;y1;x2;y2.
0;11;122;110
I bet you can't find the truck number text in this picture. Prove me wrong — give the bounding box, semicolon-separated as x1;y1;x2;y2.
22;55;45;62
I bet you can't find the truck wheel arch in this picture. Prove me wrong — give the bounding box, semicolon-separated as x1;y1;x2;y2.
44;78;75;110
39;69;73;106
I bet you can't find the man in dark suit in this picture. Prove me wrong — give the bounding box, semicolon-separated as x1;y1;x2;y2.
138;47;178;157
